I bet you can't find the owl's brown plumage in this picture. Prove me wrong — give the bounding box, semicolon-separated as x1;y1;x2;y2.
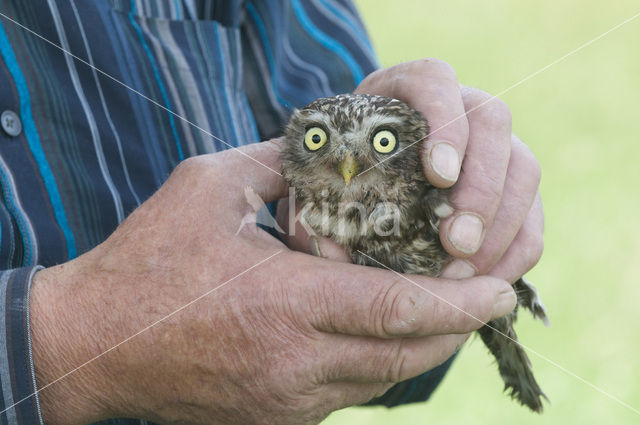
281;94;548;412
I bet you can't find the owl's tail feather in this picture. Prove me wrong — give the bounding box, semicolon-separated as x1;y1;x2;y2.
477;277;549;412
477;313;548;412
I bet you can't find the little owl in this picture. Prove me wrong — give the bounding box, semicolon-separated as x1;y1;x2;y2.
280;94;549;412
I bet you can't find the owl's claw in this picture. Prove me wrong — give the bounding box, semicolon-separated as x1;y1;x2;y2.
515;277;550;327
309;236;326;258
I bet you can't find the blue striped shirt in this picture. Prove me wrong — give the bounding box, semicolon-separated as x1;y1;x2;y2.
0;1;452;423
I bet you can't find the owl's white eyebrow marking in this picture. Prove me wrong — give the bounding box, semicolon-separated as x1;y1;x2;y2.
304;111;332;125
361;114;403;131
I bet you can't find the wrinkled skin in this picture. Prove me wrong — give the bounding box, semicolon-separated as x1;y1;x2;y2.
29;58;543;425
31;140;516;425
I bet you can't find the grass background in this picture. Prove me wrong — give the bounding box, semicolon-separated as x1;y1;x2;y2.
321;1;640;424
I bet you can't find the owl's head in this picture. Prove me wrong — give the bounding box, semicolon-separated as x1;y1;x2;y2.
281;94;429;199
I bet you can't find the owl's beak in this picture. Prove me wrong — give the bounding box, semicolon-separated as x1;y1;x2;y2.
339;152;359;185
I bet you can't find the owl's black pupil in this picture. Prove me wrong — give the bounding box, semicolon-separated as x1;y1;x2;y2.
312;134;321;144
380;137;389;147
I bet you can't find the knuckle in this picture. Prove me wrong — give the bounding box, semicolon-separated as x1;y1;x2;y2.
375;383;395;398
389;347;410;382
521;157;542;190
391;59;459;91
461;86;490;106
454;174;503;214
521;226;544;271
173;155;215;179
513;139;542;187
476;174;504;204
489;96;512;119
356;67;387;93
418;57;457;79
364;383;394;402
463;88;512;131
530;158;542;187
180;154;208;169
479;97;512;131
429;293;477;333
379;340;410;383
370;281;422;337
173;155;198;174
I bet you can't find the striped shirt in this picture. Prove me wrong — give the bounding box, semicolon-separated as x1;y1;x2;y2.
0;1;452;423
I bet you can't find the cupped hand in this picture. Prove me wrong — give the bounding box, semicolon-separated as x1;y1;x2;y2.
293;58;544;283
29;140;515;425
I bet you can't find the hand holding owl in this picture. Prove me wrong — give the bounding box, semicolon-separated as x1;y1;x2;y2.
29;56;544;423
355;58;543;284
280;59;546;411
31;140;515;425
281;58;543;287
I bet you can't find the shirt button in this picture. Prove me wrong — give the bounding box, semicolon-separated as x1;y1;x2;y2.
1;110;22;137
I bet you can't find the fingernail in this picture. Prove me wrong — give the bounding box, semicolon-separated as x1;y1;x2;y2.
447;213;484;254
430;142;460;182
441;260;477;279
491;285;517;319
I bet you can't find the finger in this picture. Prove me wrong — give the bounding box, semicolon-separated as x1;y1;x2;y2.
301;254;516;338
355;59;469;187
318;382;394;412
489;193;544;283
323;333;469;384
439;87;512;257
215;138;289;203
275;198;352;263
441;135;541;276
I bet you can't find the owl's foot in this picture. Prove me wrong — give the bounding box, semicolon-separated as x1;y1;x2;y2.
515;277;550;327
309;236;326;258
478;314;548;413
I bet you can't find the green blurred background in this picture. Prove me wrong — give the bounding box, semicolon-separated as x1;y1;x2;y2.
322;1;640;424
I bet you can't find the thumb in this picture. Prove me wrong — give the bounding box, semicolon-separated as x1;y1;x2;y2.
221;138;289;203
309;258;517;338
275;198;352;262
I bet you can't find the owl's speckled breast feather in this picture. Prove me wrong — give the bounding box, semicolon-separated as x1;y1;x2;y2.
295;177;450;275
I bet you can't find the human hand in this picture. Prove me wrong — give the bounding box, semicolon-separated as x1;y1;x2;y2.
284;59;543;283
29;140;516;425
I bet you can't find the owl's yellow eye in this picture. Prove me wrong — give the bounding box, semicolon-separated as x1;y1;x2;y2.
304;127;328;151
372;130;397;153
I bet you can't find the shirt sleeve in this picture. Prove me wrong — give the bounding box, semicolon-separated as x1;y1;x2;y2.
0;267;44;425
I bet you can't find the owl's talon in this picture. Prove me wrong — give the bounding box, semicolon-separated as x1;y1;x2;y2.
515;277;550;327
309;236;326;258
433;202;454;219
